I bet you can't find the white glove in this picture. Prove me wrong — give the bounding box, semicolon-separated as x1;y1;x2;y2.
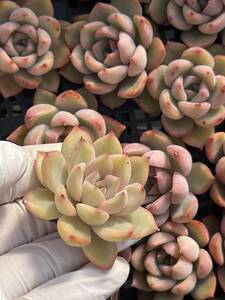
0;141;131;300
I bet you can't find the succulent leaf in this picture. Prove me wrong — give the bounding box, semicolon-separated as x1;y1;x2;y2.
57;215;91;247
24;187;60;220
83;233;117;269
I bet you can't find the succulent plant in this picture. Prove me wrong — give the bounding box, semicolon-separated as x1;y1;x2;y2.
7;88;126;145
146;47;225;149
61;0;166;109
205;132;225;208
131;220;216;300
23;127;158;268
205;214;225;291
123;129;214;226
0;0;70;98
148;0;225;48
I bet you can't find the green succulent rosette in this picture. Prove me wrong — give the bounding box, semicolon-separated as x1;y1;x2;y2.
24;127;158;268
61;0;165;109
0;0;70;97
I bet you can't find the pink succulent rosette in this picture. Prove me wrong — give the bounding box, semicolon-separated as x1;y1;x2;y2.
146;47;225;149
131;220;216;300
0;0;70;97
7;88;126;145
123;129;214;226
61;0;166;109
148;0;225;48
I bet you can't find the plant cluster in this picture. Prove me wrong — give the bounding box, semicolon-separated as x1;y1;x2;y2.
2;0;225;299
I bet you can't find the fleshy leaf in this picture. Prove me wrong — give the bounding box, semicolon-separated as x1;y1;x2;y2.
0;74;23;98
186;220;209;248
76;87;98;111
23;0;54;16
39;16;61;40
62;126;92;162
76;203;109;226
66;162;85;202
123;207;158;239
33;88;56;105
25;104;58;129
135;88;161;115
191;272;216;300
0;1;19;24
116;183;145;216
187;162;214;195
99;190;128;215
205;132;225;163
42;151;67;193
129;156;149;185
40;70;60;93
13;70;42;90
104;116;126;138
24;187;60;220
55;185;76;217
166;144;192;176
111;154;131;188
99;89;126;109
75;109;106;139
195;249;213;279
51;40;70;69
57;215;91;247
161;115;194;139
55;90;87;113
111;0;142;18
93;216;133;242
131;244;147;272
83;233;117;269
82;181;105;207
60;63;83;84
171;193;198;223
182;125;215;150
93;132;122;157
24;124;48;145
140;130;173;151
210;179;225;207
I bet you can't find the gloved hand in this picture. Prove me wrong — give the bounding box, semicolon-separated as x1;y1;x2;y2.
0;141;131;300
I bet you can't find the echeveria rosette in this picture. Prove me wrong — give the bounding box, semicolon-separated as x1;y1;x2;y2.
24;128;158;268
123;129;214;227
0;0;70;98
61;0;166;109
205;132;225;208
131;220;216;300
148;0;225;48
206;214;225;292
7;88;126;145
147;47;225;149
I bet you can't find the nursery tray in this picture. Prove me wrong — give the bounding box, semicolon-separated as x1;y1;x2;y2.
0;1;224;299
